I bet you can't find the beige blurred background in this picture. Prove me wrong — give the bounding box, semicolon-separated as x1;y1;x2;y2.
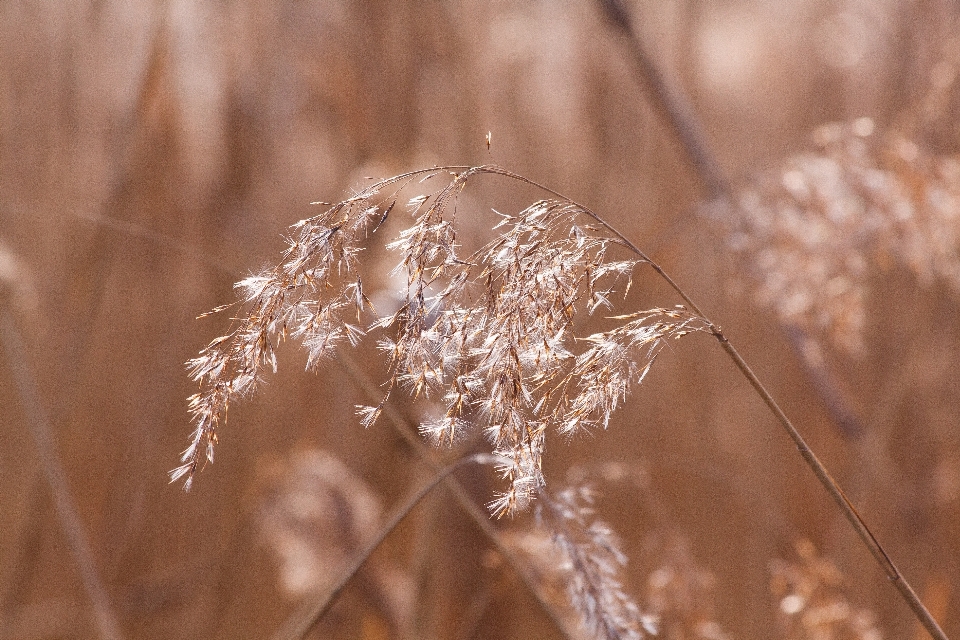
2;0;959;638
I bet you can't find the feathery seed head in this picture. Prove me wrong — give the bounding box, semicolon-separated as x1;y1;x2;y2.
176;166;706;516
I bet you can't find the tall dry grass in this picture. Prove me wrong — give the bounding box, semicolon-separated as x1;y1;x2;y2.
3;0;960;639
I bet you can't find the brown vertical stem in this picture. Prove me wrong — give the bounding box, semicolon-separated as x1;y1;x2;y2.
0;309;125;640
590;3;947;637
479;163;948;639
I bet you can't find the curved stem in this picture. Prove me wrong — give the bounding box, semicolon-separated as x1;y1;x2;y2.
461;165;947;640
335;351;579;639
587;2;945;634
273;453;504;640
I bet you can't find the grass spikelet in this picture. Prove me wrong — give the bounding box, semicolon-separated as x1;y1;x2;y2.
175;166;704;515
720;118;960;356
537;486;658;640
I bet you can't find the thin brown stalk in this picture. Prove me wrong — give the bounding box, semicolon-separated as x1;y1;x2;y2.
335;351;580;639
711;335;946;640
593;3;946;636
0;309;125;640
479;166;948;640
271;453;542;640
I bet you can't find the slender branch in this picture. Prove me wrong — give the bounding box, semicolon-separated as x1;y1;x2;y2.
334;351;580;639
273;454;510;640
595;0;730;200
586;5;945;635
165;156;942;634
477;165;948;640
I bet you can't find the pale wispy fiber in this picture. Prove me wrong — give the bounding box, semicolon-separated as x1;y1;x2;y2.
176;165;707;515
719;118;960;355
535;486;658;640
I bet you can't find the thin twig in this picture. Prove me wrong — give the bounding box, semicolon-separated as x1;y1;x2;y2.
473;164;948;640
190;156;945;637
0;308;125;640
170;150;943;634
335;351;580;639
596;0;730;200
590;5;943;632
273;454;508;640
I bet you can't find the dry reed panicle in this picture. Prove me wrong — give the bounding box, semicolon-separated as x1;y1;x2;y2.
535;486;658;640
771;539;883;640
641;534;731;640
719;117;960;357
174;161;947;639
174;165;709;517
508;487;730;640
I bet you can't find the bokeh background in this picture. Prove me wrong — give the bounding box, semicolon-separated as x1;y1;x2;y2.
3;0;960;638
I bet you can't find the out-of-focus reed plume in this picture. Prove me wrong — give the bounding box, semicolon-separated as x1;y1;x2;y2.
771;539;883;640
255;448;413;637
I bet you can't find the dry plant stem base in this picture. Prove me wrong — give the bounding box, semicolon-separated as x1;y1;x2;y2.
274;454;513;640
